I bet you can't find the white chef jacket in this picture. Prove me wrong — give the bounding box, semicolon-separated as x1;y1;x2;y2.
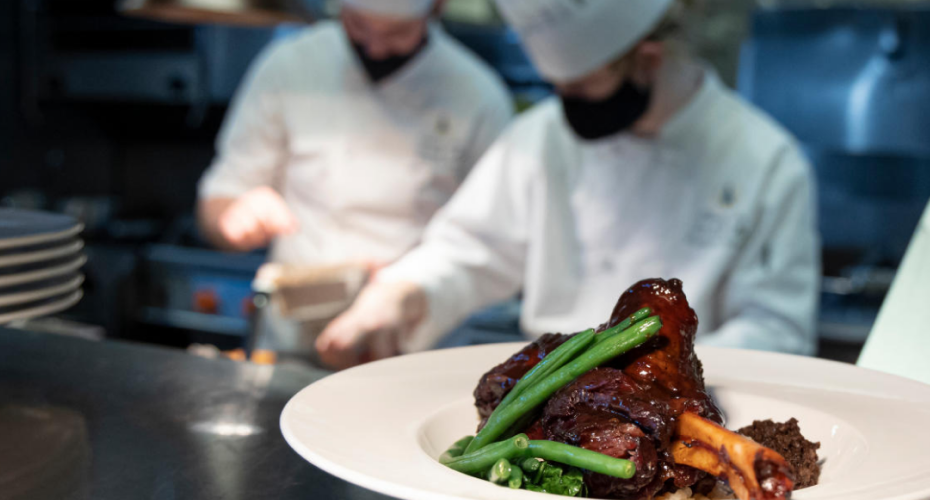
858;201;930;383
198;20;514;267
381;70;821;355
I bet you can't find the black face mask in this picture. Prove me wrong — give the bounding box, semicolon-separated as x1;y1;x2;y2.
351;35;428;84
560;80;652;141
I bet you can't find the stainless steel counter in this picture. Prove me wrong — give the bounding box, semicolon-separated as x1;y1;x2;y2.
0;328;391;500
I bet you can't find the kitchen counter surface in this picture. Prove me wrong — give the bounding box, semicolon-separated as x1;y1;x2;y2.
0;328;392;500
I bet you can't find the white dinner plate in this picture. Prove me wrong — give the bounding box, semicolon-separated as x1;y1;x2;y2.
0;240;84;269
0;274;83;308
0;208;82;251
0;254;87;289
0;224;83;251
0;289;83;324
281;343;930;500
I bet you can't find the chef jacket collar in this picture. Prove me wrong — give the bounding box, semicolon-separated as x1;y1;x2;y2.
376;22;449;109
657;67;723;150
569;66;721;158
343;22;438;86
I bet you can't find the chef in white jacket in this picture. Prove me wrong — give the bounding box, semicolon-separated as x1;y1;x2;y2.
316;0;820;369
196;0;513;352
198;0;512;265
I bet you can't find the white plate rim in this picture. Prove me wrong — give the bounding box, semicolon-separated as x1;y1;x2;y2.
0;240;84;268
0;223;83;251
0;254;87;289
0;289;83;324
281;343;930;500
0;273;84;307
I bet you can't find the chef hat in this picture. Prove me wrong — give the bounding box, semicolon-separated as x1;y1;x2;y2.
495;0;674;82
341;0;435;18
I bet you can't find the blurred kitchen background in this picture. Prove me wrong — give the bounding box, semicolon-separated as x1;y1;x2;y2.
2;0;929;363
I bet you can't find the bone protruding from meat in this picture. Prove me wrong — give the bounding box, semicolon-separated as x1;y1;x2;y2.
671;412;795;500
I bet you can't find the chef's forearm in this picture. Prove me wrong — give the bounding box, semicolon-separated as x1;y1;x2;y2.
379;258;478;353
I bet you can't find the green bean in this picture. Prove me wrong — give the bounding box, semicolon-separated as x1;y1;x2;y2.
507;465;523;489
499;410;538;441
464;329;596;454
498;328;595;409
594;307;652;345
465;308;650;454
518;457;543;475
439;435;475;462
440;434;529;475
466;316;662;452
487;458;512;485
527;440;636;479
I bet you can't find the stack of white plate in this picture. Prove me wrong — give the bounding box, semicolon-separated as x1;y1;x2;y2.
0;209;85;325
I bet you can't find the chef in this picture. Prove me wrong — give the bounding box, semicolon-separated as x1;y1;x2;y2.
316;0;820;369
196;0;513;352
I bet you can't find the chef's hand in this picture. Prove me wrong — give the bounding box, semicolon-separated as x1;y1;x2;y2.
213;187;299;252
316;280;427;370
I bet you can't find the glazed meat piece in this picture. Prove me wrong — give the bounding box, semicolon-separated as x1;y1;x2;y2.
595;280;795;500
472;278;724;499
541;368;669;499
473;277;723;425
539;279;723;499
602;278;721;423
473;332;570;428
543;368;675;447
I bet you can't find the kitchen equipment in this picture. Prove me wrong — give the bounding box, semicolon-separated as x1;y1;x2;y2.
738;7;930;345
740;7;930;157
119;0;311;26
0;209;83;250
0;274;83;309
0;291;83;325
0;209;86;325
248;263;369;362
23;1;281;105
0;240;83;268
252;263;368;323
136;244;263;338
281;342;930;500
0;254;86;288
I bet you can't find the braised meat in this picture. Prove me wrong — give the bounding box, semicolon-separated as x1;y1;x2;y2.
472;278;725;499
601;278;720;421
541;367;670;498
474;332;570;429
